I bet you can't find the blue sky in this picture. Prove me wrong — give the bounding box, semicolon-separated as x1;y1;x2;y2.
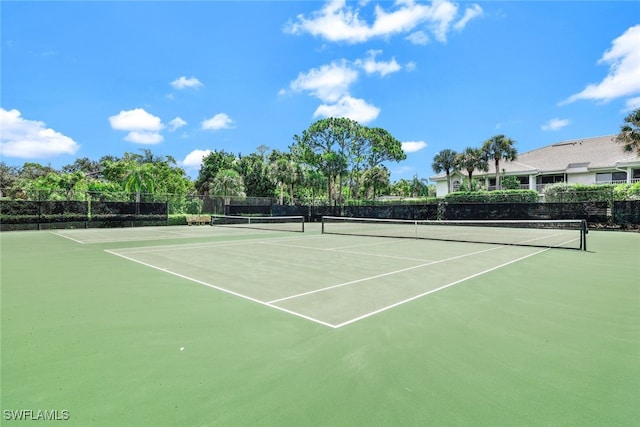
1;1;639;182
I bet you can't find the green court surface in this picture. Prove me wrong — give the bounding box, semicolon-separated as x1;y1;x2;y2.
1;224;639;426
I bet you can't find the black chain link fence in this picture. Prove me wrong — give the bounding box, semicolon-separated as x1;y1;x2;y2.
1;189;638;230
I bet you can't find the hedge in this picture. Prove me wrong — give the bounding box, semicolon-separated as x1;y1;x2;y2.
444;190;539;203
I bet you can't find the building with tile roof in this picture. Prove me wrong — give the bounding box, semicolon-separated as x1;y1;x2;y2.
430;135;640;197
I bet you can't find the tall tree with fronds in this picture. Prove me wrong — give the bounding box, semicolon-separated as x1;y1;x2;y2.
269;157;292;205
615;108;640;156
211;169;245;197
361;166;390;199
482;135;517;190
431;149;458;194
124;162;156;202
456;147;489;190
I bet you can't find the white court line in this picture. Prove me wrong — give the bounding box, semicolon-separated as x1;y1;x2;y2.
328;240;398;250
260;241;433;263
111;234;327;254
104;249;336;329
51;231;87;244
333;247;550;328
267;244;509;304
51;229;217;244
51;224;300;244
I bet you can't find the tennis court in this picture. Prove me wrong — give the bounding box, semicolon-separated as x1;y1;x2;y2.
1;220;639;426
102;229;554;328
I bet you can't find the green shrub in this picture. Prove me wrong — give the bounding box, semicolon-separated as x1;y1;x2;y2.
501;176;522;190
445;190;539;203
344;197;438;206
543;183;615;203
613;182;640;200
458;178;482;192
168;214;188;225
184;198;204;214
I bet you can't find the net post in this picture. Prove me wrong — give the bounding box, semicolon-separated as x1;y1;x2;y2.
321;216;325;234
581;220;588;251
301;216;305;233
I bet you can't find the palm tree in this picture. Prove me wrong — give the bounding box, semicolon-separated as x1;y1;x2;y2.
482;135;517;190
361;166;390;199
124;163;156;203
410;175;429;197
211;169;245;197
456;147;489;190
432;149;458;194
303;170;326;206
269;158;291;205
614;108;640;155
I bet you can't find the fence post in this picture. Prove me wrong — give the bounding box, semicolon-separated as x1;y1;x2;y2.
609;187;615;223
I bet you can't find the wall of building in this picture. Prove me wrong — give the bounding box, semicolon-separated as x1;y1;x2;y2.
436;180;449;198
567;172;594;185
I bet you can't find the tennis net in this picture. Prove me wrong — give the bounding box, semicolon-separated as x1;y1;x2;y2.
321;216;588;250
211;214;305;233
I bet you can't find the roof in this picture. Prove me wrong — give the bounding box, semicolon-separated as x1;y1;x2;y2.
430;135;640;180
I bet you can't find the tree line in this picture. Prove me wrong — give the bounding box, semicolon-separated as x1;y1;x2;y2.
3;109;636;205
0;118;433;205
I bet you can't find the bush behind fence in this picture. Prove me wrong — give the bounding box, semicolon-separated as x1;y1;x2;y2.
232;201;640;226
0;200;167;231
2;192;639;230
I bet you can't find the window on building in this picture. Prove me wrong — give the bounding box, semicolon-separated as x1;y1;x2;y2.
540;174;565;184
613;171;627;181
632;169;640;180
596;172;627;183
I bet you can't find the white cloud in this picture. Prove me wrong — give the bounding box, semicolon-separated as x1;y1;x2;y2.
285;0;372;44
181;149;212;170
453;4;483;31
289;60;358;102
624;96;640;112
423;0;458;42
313;95;380;123
562;25;640;104
286;51;409;122
171;76;203;89
109;108;164;131
285;0;481;44
405;30;429;45
401;140;427;153
541;118;570;131
109;108;164;144
0;108;80;159
202;113;235;130
357;50;401;76
168;117;187;131
286;50;413;123
124;131;163;144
